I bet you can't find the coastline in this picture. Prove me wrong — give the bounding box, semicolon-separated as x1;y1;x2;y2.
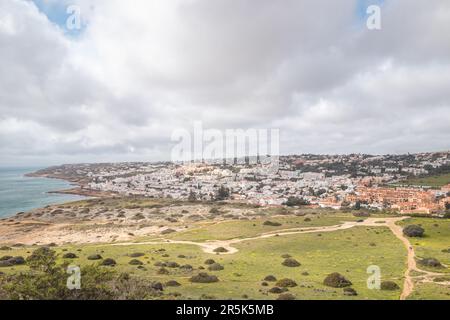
25;170;114;199
0;169;96;220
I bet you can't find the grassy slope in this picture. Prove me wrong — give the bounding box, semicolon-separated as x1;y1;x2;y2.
2;225;406;300
166;213;359;242
402;173;450;187
398;218;450;273
2;211;449;300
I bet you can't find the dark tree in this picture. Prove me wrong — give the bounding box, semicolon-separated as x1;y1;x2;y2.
215;185;230;201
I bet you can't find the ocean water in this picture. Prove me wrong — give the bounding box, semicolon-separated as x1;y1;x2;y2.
0;167;87;218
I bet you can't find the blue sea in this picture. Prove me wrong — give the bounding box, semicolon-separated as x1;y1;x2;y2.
0;167;87;218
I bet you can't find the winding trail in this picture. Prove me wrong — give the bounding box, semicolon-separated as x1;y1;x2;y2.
110;216;448;300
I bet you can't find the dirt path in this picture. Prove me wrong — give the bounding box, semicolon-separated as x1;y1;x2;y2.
385;220;417;300
383;220;449;300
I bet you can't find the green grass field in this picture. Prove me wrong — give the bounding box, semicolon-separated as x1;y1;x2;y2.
402;173;450;187
2;210;449;300
1;225;406;300
399;217;450;273
166;213;359;242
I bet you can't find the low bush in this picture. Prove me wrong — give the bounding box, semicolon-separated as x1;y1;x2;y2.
129;259;143;266
166;262;180;268
353;212;370;217
277;293;295;300
380;281;400;291
190;273;219;283
264;275;277;282
276;278;297;288
343;287;358;296
165;280;181;287
157;268;169;275
101;259;117;267
282;258;301;267
87;254;103;261
323;273;352;288
268;287;287;294
263;221;282;227
403;225;425;237
129;253;145;258
62;253;78;259
418;258;443;268
208;263;224;271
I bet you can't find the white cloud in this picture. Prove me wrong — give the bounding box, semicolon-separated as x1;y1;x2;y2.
0;0;449;165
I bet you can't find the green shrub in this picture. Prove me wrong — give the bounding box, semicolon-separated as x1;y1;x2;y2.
323;273;352;288
403;225;425;237
276;278;297;288
87;254;103;261
277;293;295;300
418;258;443;268
208;263;224;271
263;221;282;227
165;280;181;287
101;259;117;267
282;258;301;267
380;281;400;291
343;287;358;296
129;259;144;266
264;275;277;282
190;273;219;283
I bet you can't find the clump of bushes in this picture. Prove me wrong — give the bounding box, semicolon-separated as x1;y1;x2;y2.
403;225;425;238
418;258;443;268
380;281;400;291
101;259;117;267
129;253;145;258
204;259;216;265
180;264;193;270
323;273;352;288
277;293;295;300
165;280;181;287
0;247;166;300
343;288;358;296
161;229;176;235
276;278;297;288
208;263;224;271
268;287;287;294
0;246;11;251
213;247;228;253
190;273;219;283
157;268;169;275
263;221;282;227
264;275;277;282
282;258;301;267
0;256;25;267
166;262;180;268
353;212;370;217
62;253;78;259
129;259;143;266
87;254;103;261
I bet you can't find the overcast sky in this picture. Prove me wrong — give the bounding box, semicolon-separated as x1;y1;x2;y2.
1;0;449;166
